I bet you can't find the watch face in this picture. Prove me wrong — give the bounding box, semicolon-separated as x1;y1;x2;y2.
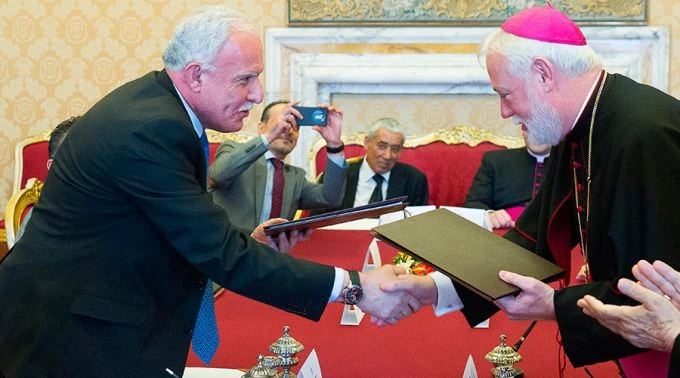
343;285;363;305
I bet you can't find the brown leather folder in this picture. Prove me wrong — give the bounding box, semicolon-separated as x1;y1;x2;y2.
264;196;408;236
371;208;564;301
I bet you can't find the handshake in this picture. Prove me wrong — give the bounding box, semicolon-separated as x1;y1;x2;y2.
347;265;439;327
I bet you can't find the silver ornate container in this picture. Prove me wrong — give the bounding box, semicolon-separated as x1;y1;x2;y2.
268;326;304;378
241;355;280;378
485;335;523;378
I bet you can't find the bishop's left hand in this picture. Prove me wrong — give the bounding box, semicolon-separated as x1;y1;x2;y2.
494;270;556;320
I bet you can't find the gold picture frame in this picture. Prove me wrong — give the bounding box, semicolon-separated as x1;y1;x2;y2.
288;0;647;26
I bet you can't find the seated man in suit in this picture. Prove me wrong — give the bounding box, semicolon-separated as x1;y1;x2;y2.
464;126;550;229
16;116;79;241
209;100;348;231
320;117;428;210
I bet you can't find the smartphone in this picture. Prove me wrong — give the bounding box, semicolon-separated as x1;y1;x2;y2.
292;106;328;126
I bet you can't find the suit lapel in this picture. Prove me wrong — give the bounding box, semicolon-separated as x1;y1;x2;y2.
386;164;405;199
254;157;267;221
343;161;361;208
158;70;210;192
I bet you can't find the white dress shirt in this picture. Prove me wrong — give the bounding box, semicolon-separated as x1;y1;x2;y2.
353;159;391;207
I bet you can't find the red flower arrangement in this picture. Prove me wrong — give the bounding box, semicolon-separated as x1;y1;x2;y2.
392;252;434;276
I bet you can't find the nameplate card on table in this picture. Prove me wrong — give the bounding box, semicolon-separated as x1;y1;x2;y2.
264;196;408;236
379;205;436;225
371;208;564;302
439;206;492;231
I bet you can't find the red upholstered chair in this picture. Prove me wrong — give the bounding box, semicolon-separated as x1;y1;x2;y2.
309;126;523;207
310;132;368;179
1;131;51;248
12;131;51;195
0;130;254;248
4;178;43;249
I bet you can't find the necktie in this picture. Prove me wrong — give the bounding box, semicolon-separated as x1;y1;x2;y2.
192;131;219;365
200;131;210;172
369;174;384;204
270;158;285;218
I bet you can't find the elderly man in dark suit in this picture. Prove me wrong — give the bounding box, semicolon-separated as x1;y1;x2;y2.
319;117;428;211
0;6;419;377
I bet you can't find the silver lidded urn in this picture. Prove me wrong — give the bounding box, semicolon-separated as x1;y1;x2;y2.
242;326;304;378
268;326;304;378
241;355;279;378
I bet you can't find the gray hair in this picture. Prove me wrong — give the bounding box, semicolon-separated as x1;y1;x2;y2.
163;6;255;72
367;118;405;142
478;29;601;79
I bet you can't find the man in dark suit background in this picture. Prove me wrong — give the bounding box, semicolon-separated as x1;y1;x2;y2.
210;100;347;231
320;117;428;210
0;7;419;377
464;126;550;229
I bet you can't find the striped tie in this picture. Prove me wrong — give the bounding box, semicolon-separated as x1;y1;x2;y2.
269;158;285;218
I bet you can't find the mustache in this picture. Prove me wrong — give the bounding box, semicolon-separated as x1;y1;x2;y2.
239;103;254;112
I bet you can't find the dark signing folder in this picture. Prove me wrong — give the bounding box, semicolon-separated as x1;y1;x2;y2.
264;196;408;236
371;208;564;301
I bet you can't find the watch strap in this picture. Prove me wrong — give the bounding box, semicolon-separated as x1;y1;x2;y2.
348;270;361;288
326;142;345;154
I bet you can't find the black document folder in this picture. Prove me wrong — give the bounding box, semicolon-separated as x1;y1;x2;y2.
371;208;564;301
264;196;408;236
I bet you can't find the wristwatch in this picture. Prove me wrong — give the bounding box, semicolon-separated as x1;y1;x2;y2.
342;270;363;305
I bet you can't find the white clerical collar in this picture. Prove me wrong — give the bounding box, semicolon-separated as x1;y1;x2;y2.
359;158;391;184
527;149;549;163
569;70;605;132
173;83;204;138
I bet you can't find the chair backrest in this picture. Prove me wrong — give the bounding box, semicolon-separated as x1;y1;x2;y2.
13;131;51;195
206;129;258;164
11;129;255;194
5;178;43;248
309;126;524;207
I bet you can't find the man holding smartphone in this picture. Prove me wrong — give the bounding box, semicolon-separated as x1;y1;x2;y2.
209;100;348;231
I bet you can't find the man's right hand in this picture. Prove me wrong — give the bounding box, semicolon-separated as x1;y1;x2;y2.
381;273;439;305
263;101;302;144
350;265;422;326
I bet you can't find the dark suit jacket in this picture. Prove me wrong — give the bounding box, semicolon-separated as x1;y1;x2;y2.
671;335;680;378
464;148;548;210
334;159;428;209
0;70;334;377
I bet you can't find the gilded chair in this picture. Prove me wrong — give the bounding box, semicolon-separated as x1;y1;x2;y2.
1;130;51;250
5;178;44;249
12;130;51;195
309;126;523;207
